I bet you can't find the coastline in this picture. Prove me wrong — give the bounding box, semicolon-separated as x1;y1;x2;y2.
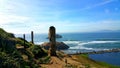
63;48;120;66
69;48;120;55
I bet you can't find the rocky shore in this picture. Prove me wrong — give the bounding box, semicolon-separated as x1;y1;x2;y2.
71;48;120;55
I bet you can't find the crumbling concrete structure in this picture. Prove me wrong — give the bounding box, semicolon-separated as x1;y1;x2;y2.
49;26;56;56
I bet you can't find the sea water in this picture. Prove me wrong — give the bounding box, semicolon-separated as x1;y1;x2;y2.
89;52;120;66
15;32;120;66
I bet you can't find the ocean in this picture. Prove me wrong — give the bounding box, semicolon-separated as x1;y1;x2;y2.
15;32;120;66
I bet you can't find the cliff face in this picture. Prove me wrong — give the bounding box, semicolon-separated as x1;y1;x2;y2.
0;28;16;51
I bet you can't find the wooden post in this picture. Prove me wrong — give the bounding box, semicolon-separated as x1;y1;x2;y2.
23;34;26;48
49;26;56;56
31;31;34;44
0;34;2;46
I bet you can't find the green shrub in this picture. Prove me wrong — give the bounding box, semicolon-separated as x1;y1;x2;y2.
29;45;47;59
39;56;50;64
0;28;15;38
0;50;26;68
16;37;32;48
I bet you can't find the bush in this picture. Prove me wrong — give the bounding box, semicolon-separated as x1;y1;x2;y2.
0;28;15;38
29;45;47;59
0;50;26;68
16;38;32;48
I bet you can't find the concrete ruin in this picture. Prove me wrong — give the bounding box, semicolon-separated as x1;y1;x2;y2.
49;26;57;56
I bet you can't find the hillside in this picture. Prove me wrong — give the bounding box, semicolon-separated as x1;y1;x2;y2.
0;28;16;51
0;28;47;68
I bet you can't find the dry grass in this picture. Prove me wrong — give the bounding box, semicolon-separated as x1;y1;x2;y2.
40;52;120;68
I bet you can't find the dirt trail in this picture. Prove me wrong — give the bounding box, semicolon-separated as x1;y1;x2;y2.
41;56;85;68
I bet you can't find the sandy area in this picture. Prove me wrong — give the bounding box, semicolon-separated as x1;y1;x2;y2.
41;55;85;68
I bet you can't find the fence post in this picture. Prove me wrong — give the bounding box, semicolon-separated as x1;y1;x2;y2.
31;31;34;44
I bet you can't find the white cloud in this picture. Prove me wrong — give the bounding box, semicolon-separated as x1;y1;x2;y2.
25;20;120;33
1;18;120;34
0;12;30;25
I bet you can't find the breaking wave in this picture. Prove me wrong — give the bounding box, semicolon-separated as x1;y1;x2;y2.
63;40;120;51
35;42;45;45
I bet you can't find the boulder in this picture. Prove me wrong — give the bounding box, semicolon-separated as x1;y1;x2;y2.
41;42;69;50
56;34;62;38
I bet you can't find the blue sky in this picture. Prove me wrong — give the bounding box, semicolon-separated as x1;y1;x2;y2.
0;0;120;34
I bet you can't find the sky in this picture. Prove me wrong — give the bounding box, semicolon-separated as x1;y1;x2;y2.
0;0;120;34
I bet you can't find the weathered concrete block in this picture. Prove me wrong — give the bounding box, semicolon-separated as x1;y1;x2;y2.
49;26;56;56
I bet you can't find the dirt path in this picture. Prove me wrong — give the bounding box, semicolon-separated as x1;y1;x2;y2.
41;56;85;68
41;56;65;68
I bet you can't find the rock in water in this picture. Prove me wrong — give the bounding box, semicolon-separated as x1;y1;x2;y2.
41;42;69;50
56;34;62;38
46;34;62;39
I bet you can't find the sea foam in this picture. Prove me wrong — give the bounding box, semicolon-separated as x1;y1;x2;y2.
64;40;120;50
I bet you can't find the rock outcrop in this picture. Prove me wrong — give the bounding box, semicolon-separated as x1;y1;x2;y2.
41;42;69;50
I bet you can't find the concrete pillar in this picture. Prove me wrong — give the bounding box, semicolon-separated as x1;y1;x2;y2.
49;26;56;56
